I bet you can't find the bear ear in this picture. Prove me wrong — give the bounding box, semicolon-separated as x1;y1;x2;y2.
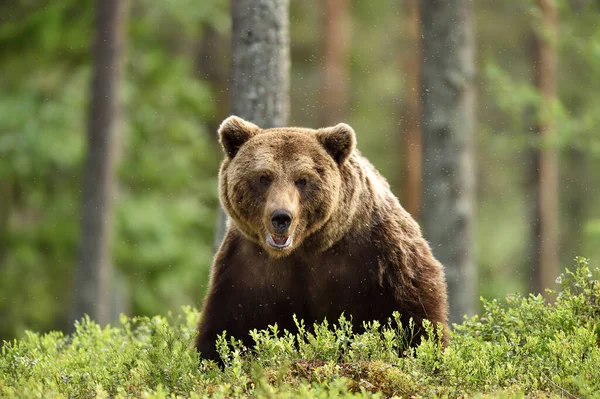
218;116;261;158
316;123;356;165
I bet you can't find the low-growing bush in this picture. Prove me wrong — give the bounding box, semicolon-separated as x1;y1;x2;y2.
1;257;599;398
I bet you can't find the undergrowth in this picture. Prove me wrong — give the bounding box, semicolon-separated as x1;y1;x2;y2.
1;257;599;398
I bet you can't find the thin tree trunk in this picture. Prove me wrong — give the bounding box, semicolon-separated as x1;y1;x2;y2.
322;0;350;126
420;0;477;325
401;0;422;218
196;24;230;252
72;0;127;325
214;0;290;251
529;0;559;297
197;23;229;146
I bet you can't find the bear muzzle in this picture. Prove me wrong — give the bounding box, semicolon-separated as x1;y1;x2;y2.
266;209;294;250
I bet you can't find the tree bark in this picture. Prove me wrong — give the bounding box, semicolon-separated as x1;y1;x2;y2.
401;0;422;218
72;0;127;325
420;0;477;325
529;0;559;297
214;0;290;250
322;0;350;126
196;23;229;146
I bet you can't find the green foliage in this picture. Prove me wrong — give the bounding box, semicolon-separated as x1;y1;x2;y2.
477;0;600;297
0;0;225;340
117;10;222;315
1;259;599;398
2;0;600;355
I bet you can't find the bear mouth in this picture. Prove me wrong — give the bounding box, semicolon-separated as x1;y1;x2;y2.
266;233;293;250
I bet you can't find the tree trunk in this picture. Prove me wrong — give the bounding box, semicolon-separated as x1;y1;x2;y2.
322;0;350;126
420;0;477;325
529;0;559;297
196;23;229;146
214;0;290;250
196;24;230;252
72;0;127;325
401;0;422;218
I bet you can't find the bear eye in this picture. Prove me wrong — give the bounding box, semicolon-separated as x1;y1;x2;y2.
259;175;272;186
295;178;307;189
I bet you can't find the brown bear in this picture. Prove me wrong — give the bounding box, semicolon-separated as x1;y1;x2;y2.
195;116;448;363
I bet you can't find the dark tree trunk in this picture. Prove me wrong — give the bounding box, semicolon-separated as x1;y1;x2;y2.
214;0;290;250
196;23;229;146
420;0;477;324
401;0;422;218
196;23;230;252
72;0;127;325
529;0;559;297
322;0;350;126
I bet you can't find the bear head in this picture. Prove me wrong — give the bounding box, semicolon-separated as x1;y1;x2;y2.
217;115;356;258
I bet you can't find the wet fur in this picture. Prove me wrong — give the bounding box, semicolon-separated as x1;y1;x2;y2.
195;117;448;363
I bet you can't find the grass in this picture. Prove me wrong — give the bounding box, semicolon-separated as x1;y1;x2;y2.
1;257;599;398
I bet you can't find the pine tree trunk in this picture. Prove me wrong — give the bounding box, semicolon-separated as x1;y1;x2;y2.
72;0;127;325
530;0;559;297
214;0;290;250
196;23;230;252
197;23;229;146
401;0;422;218
322;0;350;126
420;0;477;324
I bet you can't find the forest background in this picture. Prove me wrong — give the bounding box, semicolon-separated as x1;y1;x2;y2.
0;0;599;341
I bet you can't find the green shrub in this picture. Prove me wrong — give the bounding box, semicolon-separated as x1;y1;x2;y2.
1;258;599;398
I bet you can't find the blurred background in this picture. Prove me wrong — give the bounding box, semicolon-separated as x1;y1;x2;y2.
0;0;599;341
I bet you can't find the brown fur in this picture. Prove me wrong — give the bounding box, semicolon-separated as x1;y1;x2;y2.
195;116;448;362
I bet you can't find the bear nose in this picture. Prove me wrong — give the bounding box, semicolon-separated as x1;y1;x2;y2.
271;209;292;232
